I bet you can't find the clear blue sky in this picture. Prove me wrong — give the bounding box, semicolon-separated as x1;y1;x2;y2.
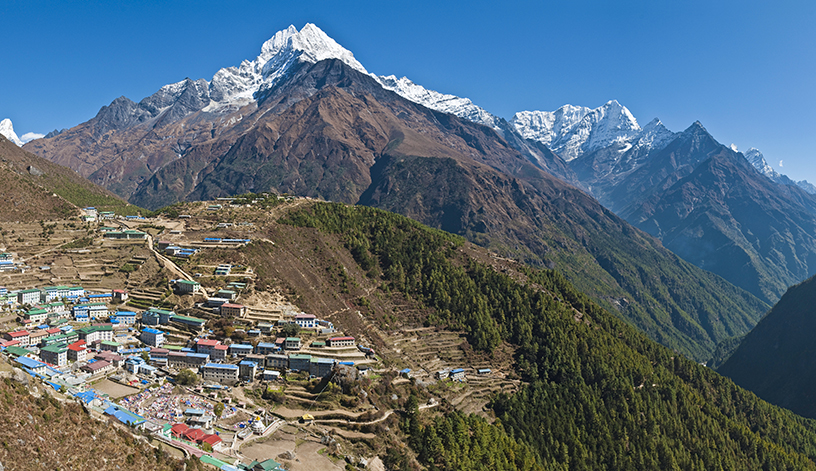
2;1;815;181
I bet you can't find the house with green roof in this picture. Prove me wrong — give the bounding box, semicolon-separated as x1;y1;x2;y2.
170;315;205;329
40;344;68;366
25;308;49;323
100;340;122;352
4;346;32;358
76;325;113;343
17;288;41;305
174;279;201;294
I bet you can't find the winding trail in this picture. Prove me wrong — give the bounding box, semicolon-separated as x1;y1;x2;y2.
145;233;194;282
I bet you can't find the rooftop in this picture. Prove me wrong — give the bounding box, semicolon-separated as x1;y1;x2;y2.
203;363;238;370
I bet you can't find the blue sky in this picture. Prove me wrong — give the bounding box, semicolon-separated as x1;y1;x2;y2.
2;1;815;181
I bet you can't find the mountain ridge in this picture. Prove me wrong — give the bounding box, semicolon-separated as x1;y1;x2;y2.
22;24;769;361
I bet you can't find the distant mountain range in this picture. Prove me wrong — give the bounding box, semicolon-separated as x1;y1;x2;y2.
386;68;816;306
21;23;799;360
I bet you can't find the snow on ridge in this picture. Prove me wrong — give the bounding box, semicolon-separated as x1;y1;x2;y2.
510;100;643;161
744;148;777;178
0;119;24;146
375;75;501;130
742;147;816;194
635;118;676;152
160;23;369;113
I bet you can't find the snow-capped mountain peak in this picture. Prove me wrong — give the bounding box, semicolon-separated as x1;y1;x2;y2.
510;100;642;161
742;147;816;194
744;148;777;178
0;118;23;146
205;23;367;111
636;118;676;152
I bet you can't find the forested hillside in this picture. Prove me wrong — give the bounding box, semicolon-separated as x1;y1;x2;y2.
718;273;816;420
280;202;816;470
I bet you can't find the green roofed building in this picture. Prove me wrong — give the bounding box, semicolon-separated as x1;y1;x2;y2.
43;332;78;347
100;340;121;352
40;344;68;367
25;308;49;323
104;230;146;240
174;279;200;294
170;315;205;328
239;458;284;471
4;346;31;358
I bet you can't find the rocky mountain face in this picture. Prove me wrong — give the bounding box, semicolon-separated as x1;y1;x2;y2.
21;24;768;361
503;98;816;305
558;120;816;305
622;127;816;304
24;23;370;199
718;273;816;419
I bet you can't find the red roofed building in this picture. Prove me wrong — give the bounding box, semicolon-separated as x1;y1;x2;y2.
112;289;128;302
46;328;61;335
68;341;88;362
201;433;222;448
220;303;247;317
170;423;189;438
0;340;20;348
327;336;355;347
211;344;228;361
196;338;223;358
184;428;207;443
4;330;30;346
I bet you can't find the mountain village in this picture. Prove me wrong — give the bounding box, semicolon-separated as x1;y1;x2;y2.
0;196;504;471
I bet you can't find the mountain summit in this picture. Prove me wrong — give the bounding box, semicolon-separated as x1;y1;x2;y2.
0;119;23;146
209;23;368;110
510;100;643;161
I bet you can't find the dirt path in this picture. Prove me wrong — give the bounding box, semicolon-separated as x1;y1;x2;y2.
146;234;193;282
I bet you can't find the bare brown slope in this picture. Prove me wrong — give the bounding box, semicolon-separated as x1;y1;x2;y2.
0;136;131;221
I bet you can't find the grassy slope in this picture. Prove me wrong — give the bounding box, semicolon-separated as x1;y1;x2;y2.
361;154;769;362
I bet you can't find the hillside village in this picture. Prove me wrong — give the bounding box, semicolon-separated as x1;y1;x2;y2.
0;195;510;471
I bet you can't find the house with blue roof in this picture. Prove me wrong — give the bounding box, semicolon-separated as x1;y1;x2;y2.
15;356;47;374
229;344;253;357
255;342;278;355
239;360;258;380
103;402;146;426
113;311;137;325
140;328;165;347
450;368;466;381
